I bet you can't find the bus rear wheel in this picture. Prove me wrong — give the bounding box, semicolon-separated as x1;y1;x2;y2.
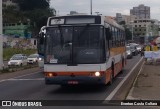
109;64;114;85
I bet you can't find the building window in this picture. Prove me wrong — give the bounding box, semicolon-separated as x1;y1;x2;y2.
139;25;141;27
139;29;141;31
34;40;37;45
135;25;137;27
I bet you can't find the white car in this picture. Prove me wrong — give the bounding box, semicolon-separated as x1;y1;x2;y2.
8;56;28;66
10;54;27;60
27;54;39;64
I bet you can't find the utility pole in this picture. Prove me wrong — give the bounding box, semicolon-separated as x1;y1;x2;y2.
0;0;3;69
90;0;92;15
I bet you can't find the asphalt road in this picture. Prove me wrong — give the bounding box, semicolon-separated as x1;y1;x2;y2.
1;55;156;109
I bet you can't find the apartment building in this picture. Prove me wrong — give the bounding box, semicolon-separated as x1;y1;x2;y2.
130;4;150;19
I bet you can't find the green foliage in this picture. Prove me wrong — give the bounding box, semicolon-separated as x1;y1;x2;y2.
3;0;56;36
0;68;10;73
125;28;132;40
3;48;37;61
16;0;49;11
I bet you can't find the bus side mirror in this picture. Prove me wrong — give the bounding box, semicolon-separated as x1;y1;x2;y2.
38;26;46;56
105;28;112;40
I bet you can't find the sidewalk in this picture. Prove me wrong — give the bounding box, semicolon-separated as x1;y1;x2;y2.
127;61;160;100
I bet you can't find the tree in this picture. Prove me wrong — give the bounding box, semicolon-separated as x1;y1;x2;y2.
16;0;49;11
24;8;55;36
125;27;132;40
3;0;56;37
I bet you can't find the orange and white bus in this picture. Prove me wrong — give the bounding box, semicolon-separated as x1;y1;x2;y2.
38;15;126;85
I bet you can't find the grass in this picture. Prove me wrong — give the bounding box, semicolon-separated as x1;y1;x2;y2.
0;68;10;73
0;64;38;74
3;48;37;61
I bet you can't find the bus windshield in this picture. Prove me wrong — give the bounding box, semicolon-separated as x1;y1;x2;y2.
45;25;105;64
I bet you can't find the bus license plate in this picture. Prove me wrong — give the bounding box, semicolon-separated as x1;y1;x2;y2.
68;81;78;85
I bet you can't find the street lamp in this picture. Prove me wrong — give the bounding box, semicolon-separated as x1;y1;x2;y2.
90;0;92;15
0;0;3;69
130;21;134;41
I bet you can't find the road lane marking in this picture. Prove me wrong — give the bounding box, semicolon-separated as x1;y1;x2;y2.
12;71;43;79
7;78;44;81
0;71;42;83
105;57;143;100
117;77;124;79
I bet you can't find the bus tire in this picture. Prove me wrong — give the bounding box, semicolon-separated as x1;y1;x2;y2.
109;63;114;85
120;58;124;73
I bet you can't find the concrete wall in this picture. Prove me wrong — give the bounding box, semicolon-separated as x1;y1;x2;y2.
3;37;37;49
0;0;3;69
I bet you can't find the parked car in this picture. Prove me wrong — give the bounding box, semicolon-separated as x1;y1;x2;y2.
126;46;133;59
10;54;27;60
27;54;39;64
8;56;28;66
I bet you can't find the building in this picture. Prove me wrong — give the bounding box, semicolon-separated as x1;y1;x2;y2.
133;19;158;36
68;11;88;15
116;13;124;24
70;11;78;15
130;4;150;19
3;22;32;38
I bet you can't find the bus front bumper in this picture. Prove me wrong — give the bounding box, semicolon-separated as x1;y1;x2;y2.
45;76;106;85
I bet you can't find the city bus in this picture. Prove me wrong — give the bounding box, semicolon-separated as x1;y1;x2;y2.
38;15;126;86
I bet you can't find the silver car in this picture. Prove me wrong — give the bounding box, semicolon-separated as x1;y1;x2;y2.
126;46;133;59
8;56;28;66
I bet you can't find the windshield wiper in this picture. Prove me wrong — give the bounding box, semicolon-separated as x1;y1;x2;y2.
57;25;64;47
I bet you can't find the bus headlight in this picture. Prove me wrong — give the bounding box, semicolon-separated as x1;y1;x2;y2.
48;73;53;77
39;58;42;61
95;72;100;77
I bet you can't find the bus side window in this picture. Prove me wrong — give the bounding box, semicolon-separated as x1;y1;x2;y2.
105;28;111;40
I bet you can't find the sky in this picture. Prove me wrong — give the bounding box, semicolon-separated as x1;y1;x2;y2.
50;0;160;20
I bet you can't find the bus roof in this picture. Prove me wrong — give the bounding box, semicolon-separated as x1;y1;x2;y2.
47;15;124;30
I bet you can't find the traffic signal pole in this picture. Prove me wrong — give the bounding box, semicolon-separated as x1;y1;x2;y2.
0;0;3;69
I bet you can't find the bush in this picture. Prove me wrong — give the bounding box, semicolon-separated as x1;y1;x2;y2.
0;68;10;73
3;48;37;61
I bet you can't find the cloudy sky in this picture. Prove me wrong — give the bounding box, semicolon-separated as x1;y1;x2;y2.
50;0;160;20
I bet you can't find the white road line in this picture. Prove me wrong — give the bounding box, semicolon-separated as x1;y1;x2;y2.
105;57;143;100
7;78;44;81
117;77;124;79
11;71;42;79
0;71;42;83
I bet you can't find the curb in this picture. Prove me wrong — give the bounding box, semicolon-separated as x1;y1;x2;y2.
126;61;145;100
111;57;144;100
